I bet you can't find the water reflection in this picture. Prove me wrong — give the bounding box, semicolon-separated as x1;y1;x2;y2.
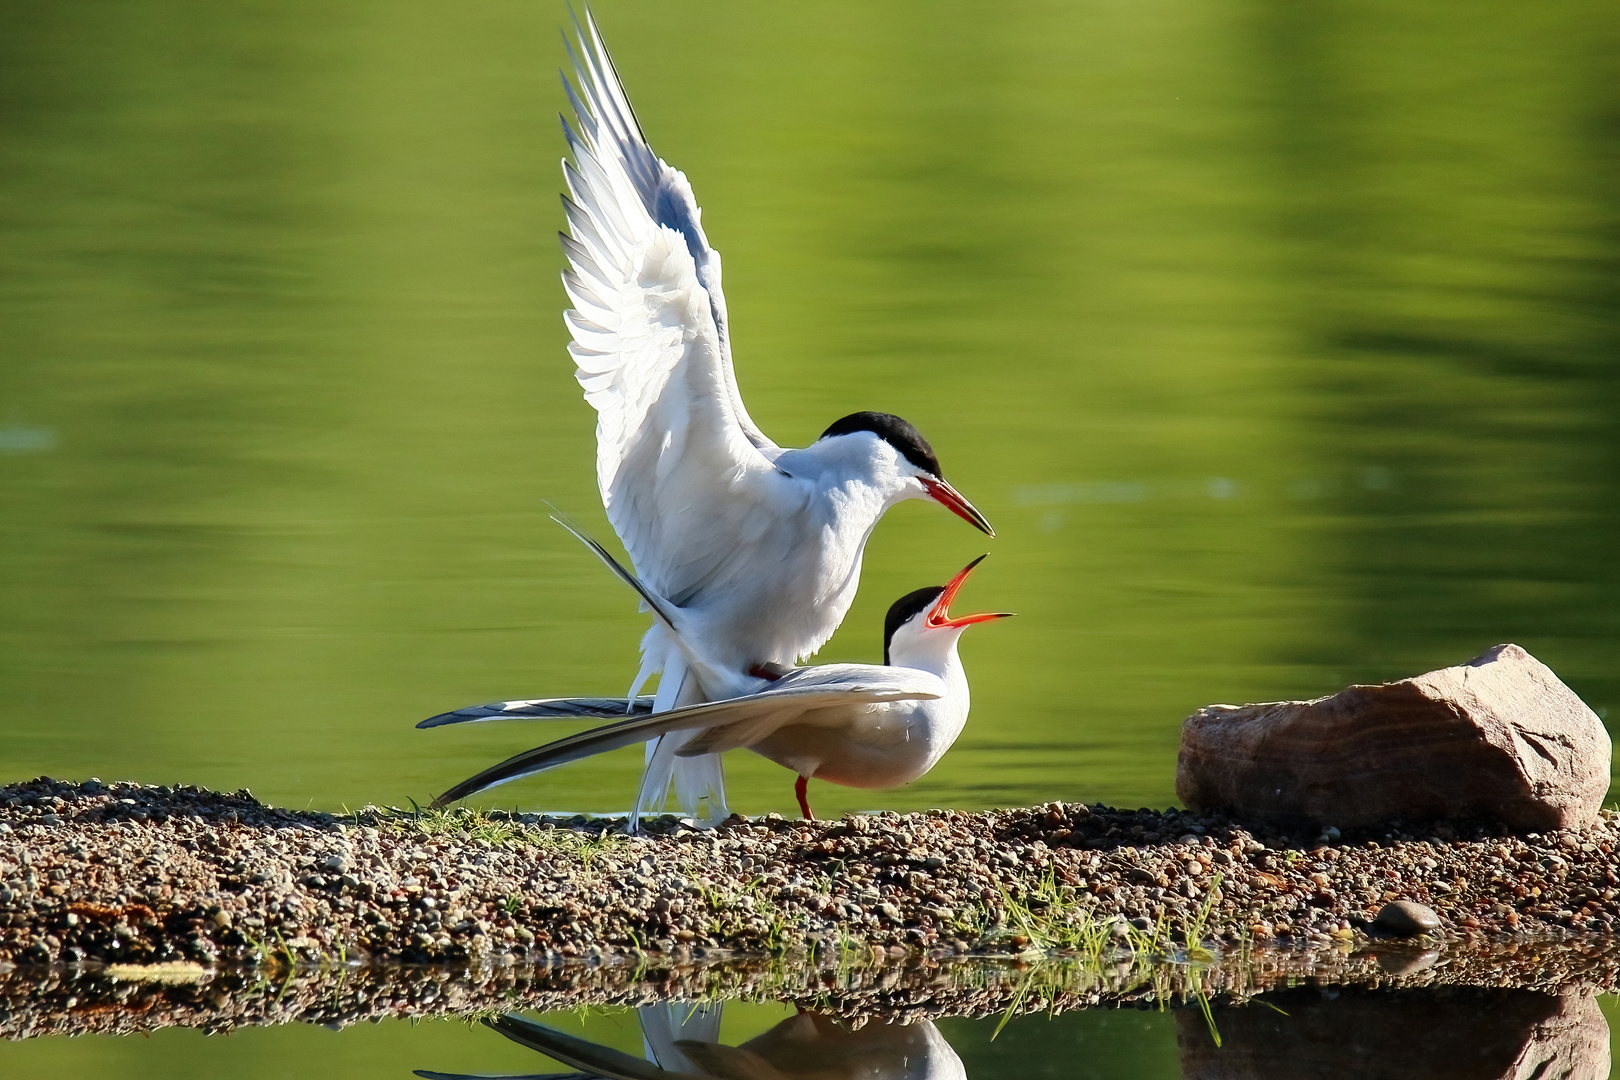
1182;988;1610;1080
415;986;1611;1080
421;1005;963;1080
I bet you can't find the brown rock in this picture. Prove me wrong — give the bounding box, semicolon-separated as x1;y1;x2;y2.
1176;644;1611;832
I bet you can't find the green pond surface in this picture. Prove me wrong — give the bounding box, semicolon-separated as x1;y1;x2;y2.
2;0;1618;1074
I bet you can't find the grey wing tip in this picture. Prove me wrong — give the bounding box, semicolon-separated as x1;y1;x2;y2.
417;703;510;729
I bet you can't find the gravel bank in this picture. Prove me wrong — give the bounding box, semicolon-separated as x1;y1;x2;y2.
2;777;1619;970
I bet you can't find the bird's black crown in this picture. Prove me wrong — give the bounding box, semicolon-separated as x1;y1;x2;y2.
820;412;943;478
883;585;945;664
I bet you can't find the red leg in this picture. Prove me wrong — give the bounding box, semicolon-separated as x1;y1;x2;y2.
795;775;815;820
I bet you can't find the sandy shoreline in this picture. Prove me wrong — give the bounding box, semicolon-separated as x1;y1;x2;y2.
2;777;1618;971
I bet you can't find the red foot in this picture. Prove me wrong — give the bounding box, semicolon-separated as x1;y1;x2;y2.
795;775;815;820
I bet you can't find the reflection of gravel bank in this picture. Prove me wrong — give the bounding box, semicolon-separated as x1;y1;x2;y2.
3;778;1620;970
4;939;1620;1041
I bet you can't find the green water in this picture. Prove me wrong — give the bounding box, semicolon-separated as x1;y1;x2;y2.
5;0;1615;819
1;0;1618;1070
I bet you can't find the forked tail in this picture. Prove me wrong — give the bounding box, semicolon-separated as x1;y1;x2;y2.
549;514;730;829
549;513;678;632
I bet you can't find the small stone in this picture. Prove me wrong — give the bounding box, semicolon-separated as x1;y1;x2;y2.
1374;900;1442;936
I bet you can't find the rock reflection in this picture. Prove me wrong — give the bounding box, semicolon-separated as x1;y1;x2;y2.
1178;987;1609;1080
418;1002;965;1080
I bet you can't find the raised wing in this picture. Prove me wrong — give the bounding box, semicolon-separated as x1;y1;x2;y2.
561;15;789;604
431;665;940;806
417;697;654;730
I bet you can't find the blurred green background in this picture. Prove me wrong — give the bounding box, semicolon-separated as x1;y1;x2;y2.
2;0;1619;1075
1;0;1616;821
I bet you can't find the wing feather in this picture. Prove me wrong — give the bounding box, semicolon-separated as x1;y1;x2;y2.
431;666;940;806
560;15;789;605
417;697;655;729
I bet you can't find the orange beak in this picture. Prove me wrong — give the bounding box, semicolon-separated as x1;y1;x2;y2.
926;555;1016;628
920;477;995;537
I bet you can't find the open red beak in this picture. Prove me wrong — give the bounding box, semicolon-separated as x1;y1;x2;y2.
926;555;1016;629
920;477;995;537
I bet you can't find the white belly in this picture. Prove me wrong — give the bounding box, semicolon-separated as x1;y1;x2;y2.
747;699;964;790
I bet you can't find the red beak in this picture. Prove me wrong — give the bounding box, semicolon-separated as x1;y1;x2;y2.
920;477;995;537
927;555;1016;629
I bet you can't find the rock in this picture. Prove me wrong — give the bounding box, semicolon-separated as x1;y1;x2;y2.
1373;901;1441;936
1176;644;1610;832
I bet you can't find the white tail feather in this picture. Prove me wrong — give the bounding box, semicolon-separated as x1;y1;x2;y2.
630;654;730;828
671;749;728;825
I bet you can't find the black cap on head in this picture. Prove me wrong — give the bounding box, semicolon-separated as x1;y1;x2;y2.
883;585;945;665
819;412;943;478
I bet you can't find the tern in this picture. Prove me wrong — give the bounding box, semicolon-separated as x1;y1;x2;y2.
426;554;1011;821
554;15;995;820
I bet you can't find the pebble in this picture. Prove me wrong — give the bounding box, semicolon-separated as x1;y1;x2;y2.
1374;901;1443;936
2;777;1619;969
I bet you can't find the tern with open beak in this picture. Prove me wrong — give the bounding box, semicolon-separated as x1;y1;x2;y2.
425;552;1011;821
551;13;995;822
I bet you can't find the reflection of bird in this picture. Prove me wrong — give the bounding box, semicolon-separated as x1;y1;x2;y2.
415;1006;966;1080
428;553;1009;821
552;13;994;822
635;1003;723;1077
